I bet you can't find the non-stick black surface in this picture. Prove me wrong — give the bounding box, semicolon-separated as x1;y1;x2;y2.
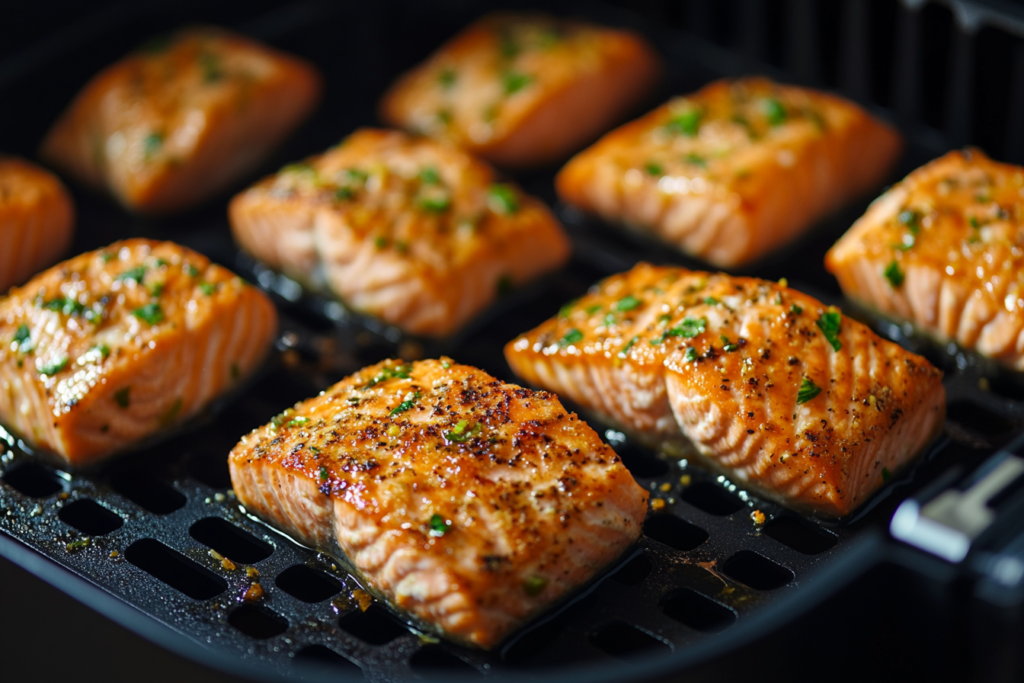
3;1;1024;682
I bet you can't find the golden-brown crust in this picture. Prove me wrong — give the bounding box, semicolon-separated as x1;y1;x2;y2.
229;358;648;648
380;12;661;168
40;26;321;213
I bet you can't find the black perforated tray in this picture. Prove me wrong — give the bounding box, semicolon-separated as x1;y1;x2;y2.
3;1;1024;682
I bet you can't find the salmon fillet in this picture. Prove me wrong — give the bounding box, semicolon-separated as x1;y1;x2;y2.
826;149;1024;370
229;128;570;337
40;26;321;213
229;358;647;648
0;157;74;293
379;12;661;168
505;264;945;517
0;239;277;466
556;78;902;268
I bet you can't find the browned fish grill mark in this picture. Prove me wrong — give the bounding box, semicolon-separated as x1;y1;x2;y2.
505;264;945;517
556;77;902;268
0;239;278;466
229;358;648;649
229;128;570;338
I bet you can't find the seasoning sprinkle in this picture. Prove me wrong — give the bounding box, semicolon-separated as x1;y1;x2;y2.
797;376;822;404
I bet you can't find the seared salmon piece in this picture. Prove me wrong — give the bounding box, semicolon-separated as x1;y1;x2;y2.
556;78;902;268
229;358;647;648
0;157;74;293
0;239;277;466
506;265;945;517
40;26;321;213
827;149;1024;371
230;128;570;337
380;12;661;168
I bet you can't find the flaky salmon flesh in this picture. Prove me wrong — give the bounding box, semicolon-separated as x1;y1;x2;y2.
380;12;661;168
40;26;321;214
826;149;1024;371
0;157;74;294
0;239;277;466
229;358;647;649
556;78;903;268
505;264;946;517
230;128;570;337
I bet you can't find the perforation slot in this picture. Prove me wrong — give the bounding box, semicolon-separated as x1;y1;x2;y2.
58;499;123;536
588;620;671;660
338;604;409;645
610;552;653;585
124;538;226;600
763;516;837;555
293;645;362;674
661;588;736;632
110;473;185;515
228;603;289;639
721;550;794;591
643;515;709;552
680;481;744;516
275;565;342;603
188;517;273;564
616;447;670;478
184;451;232;489
409;646;479;674
2;462;63;498
946;400;1014;438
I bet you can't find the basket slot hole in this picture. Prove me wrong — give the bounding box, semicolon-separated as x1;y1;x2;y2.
189;517;273;564
762;516;837;555
643;515;709;552
124;538;226;600
501;593;599;665
946;400;1014;437
111;473;185;514
409;645;479;675
987;374;1024;403
2;462;63;498
588;620;671;660
339;604;409;645
617;447;669;478
184;451;232;489
681;481;744;516
721;550;793;591
293;645;362;674
228;603;289;639
58;499;123;536
275;565;342;603
610;552;653;585
661;588;736;632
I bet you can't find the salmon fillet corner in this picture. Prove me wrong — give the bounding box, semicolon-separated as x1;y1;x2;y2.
229;358;648;648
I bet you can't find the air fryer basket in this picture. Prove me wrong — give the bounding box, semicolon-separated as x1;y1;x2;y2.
4;1;1024;681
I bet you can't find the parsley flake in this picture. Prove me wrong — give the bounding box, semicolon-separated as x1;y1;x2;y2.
523;576;547;596
763;97;787;126
683;346;698;362
615;295;641;312
429;514;450;537
318;465;329;482
133;303;164;325
797;376;822;404
559;328;584;347
12;325;32;354
815;311;842;351
666;109;702;136
38;356;69;376
389;392;421;416
883;260;904;289
487;184;519;214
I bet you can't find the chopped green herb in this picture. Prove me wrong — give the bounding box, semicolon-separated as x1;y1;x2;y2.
114;387;130;409
883;260;904;288
93;344;111;359
143;132;164;161
429;513;450;536
186;264;200;277
615;295;642;312
153;258;168;268
558;299;578;318
969;216;980;229
585;304;602;314
335;187;354;201
133;303;164;325
790;303;803;314
441;360;451;369
12;325;32;354
419;166;441;185
650;317;707;345
644;162;663;176
898;209;921;234
502;71;533;95
389;392;421;416
619;335;639;358
101;252;115;263
65;538;91;552
976;193;991;203
894;234;915;250
374;236;388;249
487;184;519;214
815;311;842;351
38;356;68;376
285;416;310;428
559;328;584;347
147;282;164;297
721;335;738;352
666;109;702;137
116;266;147;284
417;193;451;213
684;346;698;363
797;376;822;404
318;465;329;482
362;363;412;389
882;467;892;482
43;297;86;317
199;52;223;82
438;68;457;89
603;313;617;327
444;419;481;443
704;297;719;305
523;576;547;596
436;108;453;125
684;152;707;167
763;98;787;126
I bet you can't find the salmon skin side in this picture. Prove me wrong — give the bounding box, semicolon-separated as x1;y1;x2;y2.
826;148;1024;371
380;12;661;169
0;239;278;466
0;156;75;294
229;128;570;338
556;77;902;268
505;264;946;517
40;26;321;214
229;358;648;649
